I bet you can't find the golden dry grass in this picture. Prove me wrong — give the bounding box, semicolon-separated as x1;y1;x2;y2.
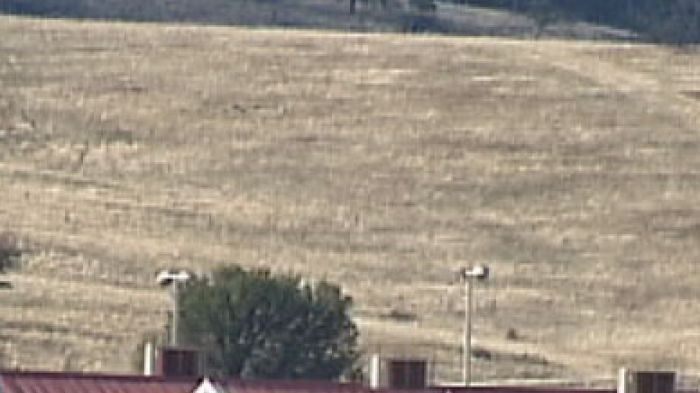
1;15;700;383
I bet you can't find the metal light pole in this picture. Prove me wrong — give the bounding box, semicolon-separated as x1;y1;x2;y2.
156;269;192;346
170;281;181;346
463;275;473;385
460;265;489;386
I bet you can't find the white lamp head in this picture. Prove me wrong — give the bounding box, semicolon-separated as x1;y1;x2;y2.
156;269;193;287
460;265;489;281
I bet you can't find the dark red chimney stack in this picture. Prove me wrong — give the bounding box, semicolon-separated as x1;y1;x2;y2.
156;347;201;378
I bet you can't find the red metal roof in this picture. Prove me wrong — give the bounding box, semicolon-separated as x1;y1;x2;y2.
0;371;200;393
230;378;371;393
0;370;620;393
440;387;615;393
0;371;374;393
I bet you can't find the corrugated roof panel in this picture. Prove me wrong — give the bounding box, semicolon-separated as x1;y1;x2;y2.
0;370;626;393
441;387;616;393
0;371;199;393
231;378;372;393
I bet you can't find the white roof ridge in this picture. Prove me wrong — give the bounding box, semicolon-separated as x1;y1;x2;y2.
193;377;229;393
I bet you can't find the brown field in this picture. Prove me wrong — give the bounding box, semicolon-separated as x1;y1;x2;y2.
1;15;700;384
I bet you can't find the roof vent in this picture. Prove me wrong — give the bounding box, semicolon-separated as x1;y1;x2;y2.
618;369;675;393
368;355;429;390
144;341;156;376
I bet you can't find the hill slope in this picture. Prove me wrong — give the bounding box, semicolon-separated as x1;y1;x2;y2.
1;15;700;382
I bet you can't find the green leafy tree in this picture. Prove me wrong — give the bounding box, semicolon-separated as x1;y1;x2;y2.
525;0;563;38
464;0;700;44
408;0;436;13
178;266;359;380
633;0;700;45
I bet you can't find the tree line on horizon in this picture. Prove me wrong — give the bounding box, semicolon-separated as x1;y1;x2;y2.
464;0;700;44
1;0;699;43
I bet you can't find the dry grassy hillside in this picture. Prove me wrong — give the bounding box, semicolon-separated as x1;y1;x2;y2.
1;15;700;383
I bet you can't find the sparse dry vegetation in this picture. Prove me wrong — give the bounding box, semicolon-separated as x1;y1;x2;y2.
1;15;700;383
0;231;22;272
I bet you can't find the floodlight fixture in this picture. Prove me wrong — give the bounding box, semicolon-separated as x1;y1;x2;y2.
156;269;192;287
460;265;489;281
